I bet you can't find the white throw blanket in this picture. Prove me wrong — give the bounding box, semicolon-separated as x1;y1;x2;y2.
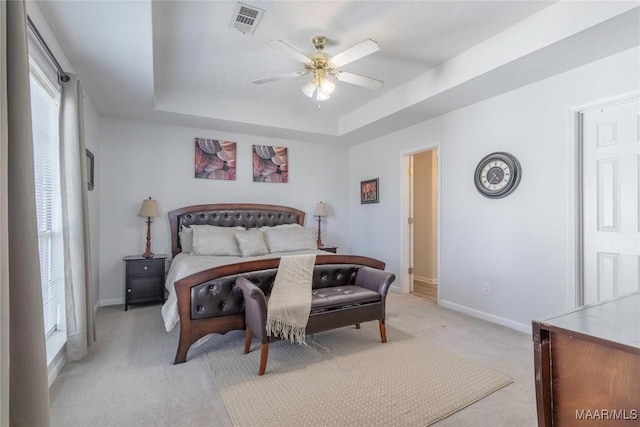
266;254;316;344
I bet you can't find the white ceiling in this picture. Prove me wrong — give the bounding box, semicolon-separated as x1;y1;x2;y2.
36;1;640;145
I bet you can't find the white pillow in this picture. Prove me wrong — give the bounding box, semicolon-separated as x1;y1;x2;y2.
235;229;269;257
191;225;245;256
260;223;316;253
179;227;193;253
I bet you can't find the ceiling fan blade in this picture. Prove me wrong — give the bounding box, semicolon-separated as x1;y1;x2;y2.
333;71;384;90
269;40;312;65
252;71;309;85
330;39;380;68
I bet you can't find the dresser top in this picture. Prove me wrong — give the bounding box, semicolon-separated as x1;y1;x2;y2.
537;291;640;350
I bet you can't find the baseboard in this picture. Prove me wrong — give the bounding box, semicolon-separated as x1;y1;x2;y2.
99;297;124;307
389;284;401;293
438;299;531;334
47;344;66;388
414;276;437;285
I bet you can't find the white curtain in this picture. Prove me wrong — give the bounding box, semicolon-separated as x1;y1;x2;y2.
59;75;95;361
2;1;51;425
0;3;9;425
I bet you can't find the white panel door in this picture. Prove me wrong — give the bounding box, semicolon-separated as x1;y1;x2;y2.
583;99;640;305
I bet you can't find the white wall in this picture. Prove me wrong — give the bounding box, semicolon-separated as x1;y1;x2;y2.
349;47;640;331
98;119;350;304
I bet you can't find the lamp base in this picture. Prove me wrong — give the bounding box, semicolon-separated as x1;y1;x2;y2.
143;217;154;259
316;216;323;247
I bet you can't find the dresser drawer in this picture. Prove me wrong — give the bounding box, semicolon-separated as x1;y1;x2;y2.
127;259;163;276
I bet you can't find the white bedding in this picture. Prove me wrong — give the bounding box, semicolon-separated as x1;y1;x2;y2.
161;249;332;331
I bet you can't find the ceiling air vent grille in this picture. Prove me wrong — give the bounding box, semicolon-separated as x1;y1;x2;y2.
231;3;264;35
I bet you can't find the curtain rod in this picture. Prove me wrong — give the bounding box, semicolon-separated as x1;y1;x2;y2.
27;15;70;83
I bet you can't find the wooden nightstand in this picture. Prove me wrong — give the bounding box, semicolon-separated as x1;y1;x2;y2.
318;245;338;254
123;254;167;311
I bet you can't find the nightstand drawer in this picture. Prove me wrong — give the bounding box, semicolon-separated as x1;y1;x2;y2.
127;259;163;276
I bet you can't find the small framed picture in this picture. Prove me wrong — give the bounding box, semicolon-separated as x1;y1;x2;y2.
360;178;379;204
86;148;94;191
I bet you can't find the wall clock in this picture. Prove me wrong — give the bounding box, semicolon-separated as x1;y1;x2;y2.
474;152;522;199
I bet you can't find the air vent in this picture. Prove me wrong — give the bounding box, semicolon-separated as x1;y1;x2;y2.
230;3;264;35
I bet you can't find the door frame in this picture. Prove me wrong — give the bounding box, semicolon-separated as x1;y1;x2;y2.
400;142;441;296
568;92;639;309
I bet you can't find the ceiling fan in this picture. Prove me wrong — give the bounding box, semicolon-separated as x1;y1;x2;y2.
252;35;384;101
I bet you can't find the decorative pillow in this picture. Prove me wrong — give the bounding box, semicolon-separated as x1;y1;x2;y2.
260;223;316;253
179;227;193;253
191;225;244;256
235;229;269;257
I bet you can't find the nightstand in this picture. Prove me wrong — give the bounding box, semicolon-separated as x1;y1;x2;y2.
318;245;338;254
123;254;167;311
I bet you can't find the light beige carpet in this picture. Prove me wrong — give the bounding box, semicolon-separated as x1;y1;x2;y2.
205;322;513;426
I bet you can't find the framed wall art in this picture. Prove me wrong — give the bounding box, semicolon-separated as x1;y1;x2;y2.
253;145;288;183
86;148;94;191
194;138;237;180
361;178;379;204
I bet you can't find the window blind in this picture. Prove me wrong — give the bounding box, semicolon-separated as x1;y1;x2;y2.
29;59;65;338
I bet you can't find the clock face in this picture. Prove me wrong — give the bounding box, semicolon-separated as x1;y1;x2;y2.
474;152;521;198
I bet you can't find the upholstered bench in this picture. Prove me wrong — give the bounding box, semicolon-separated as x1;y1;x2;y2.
237;264;396;375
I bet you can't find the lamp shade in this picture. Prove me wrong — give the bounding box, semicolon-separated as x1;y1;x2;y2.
314;202;328;217
138;197;160;218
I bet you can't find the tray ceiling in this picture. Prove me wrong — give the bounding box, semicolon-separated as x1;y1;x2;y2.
36;1;640;145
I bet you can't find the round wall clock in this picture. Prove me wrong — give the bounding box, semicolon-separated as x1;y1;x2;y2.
474;152;522;199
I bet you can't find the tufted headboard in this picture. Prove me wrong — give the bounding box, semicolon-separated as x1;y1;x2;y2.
168;203;306;257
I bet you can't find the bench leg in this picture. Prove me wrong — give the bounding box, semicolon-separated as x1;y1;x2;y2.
258;343;269;376
379;319;387;343
355;323;361;329
244;328;253;354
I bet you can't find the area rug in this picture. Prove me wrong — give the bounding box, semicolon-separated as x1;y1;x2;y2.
205;323;513;426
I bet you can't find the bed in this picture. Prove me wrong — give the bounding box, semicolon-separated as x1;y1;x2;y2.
162;203;386;364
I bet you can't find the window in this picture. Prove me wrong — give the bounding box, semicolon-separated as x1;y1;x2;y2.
28;58;66;343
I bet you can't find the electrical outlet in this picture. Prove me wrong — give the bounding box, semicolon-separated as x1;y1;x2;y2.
482;283;491;296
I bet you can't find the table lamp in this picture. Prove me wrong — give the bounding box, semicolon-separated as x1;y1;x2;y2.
314;201;328;247
138;197;160;258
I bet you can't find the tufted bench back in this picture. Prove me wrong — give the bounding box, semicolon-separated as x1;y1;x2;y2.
190;264;361;320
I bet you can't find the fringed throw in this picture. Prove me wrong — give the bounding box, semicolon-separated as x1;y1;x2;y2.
266;254;316;344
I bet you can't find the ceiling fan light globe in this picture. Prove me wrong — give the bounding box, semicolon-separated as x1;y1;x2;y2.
301;80;317;98
319;78;335;96
316;91;330;101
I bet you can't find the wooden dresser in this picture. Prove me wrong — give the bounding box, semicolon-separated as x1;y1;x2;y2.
532;291;640;426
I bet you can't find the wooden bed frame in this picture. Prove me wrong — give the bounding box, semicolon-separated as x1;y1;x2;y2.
166;203;387;363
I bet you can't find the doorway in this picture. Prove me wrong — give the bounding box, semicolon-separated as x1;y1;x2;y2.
578;96;640;306
401;144;440;301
